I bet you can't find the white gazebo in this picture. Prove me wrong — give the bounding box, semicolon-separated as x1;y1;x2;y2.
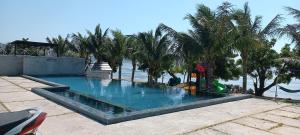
86;62;112;79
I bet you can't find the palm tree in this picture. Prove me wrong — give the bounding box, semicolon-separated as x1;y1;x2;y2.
46;35;71;57
137;26;174;85
87;24;109;64
126;36;140;82
281;7;300;51
111;30;127;80
71;32;90;64
183;2;233;90
104;38;119;79
159;24;201;84
232;2;283;92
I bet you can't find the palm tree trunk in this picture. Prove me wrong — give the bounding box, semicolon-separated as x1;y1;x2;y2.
131;60;136;82
118;64;122;80
186;72;190;83
196;72;200;90
183;72;186;83
111;71;113;79
242;55;248;92
148;69;155;85
167;71;177;78
147;73;150;83
206;60;214;91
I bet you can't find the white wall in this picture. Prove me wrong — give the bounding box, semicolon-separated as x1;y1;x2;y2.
0;55;23;75
23;56;85;75
0;55;85;76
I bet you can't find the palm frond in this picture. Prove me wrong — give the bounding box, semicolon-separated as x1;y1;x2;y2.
285;7;300;21
260;14;284;37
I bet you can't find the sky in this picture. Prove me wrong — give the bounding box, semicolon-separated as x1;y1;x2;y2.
0;0;299;51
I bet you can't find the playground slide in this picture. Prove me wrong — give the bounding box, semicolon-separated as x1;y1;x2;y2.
213;80;226;93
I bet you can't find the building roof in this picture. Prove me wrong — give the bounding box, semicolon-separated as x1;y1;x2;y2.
10;40;57;47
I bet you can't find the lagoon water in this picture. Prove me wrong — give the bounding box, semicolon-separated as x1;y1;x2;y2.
114;59;300;100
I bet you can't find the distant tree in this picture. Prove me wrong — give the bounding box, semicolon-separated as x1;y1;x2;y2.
160;2;241;88
279;44;300;79
86;24;110;64
159;24;201;84
4;43;13;55
0;43;6;55
279;7;300;79
180;2;234;90
126;36;140;82
247;39;299;96
111;30;127;80
46;35;72;57
137;26;174;85
214;54;241;81
71;32;90;63
232;2;283;92
103;38;119;79
281;7;300;53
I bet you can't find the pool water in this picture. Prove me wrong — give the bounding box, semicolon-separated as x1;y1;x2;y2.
54;90;131;116
38;76;217;114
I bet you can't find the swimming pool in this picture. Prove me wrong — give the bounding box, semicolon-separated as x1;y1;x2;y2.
27;75;251;124
39;76;215;111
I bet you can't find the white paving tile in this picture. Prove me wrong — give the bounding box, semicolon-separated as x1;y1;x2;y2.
211;122;275;135
0;91;44;102
267;109;300;118
252;113;300;128
233;117;279;130
270;125;300;135
4;99;73;116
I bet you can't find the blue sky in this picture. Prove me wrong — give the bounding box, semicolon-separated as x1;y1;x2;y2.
0;0;299;51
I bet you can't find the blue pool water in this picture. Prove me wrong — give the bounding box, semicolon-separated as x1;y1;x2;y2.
38;76;217;112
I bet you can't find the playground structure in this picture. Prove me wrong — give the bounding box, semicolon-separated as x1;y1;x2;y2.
186;64;226;95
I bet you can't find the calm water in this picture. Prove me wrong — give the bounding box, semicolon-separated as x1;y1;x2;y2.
54;90;129;116
114;59;300;100
38;76;216;111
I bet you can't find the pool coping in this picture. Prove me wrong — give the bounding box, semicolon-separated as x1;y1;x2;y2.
23;75;253;125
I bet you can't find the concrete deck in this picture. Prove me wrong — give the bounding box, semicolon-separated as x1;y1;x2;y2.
0;76;299;135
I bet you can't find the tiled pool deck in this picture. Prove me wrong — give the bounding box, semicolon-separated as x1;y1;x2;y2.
0;76;300;135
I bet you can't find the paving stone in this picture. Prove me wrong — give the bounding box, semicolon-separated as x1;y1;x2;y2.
10;79;38;83
0;86;27;93
0;104;8;112
0;81;15;87
252;113;300;128
211;122;275;135
233;117;279;130
188;128;226;135
0;91;44;102
4;99;73;116
267;109;300;118
270;125;300;135
1;77;27;80
17;97;294;135
38;113;105;135
280;106;300;114
0;79;11;83
17;82;49;90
